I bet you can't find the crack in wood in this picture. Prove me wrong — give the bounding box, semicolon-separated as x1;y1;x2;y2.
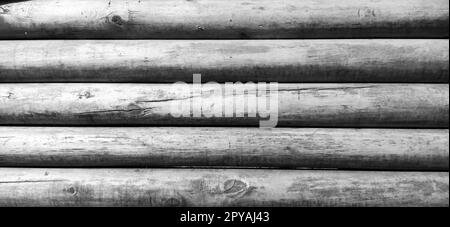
76;107;154;115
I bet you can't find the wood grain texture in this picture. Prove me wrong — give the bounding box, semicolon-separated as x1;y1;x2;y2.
0;127;448;170
0;83;448;127
0;40;448;83
0;0;448;39
0;168;447;207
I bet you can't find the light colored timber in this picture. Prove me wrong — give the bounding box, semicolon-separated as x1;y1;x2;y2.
0;40;448;83
0;0;448;39
0;83;448;127
0;127;448;170
0;168;447;207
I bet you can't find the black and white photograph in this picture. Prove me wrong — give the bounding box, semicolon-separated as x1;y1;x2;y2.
0;0;448;222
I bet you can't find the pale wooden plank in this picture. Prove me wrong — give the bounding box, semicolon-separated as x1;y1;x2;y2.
0;40;448;83
0;127;448;170
0;83;448;127
0;168;447;207
0;0;448;39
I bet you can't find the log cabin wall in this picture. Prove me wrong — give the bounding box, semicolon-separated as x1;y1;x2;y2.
0;0;448;207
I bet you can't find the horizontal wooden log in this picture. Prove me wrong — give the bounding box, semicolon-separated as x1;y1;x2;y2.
0;127;448;170
0;40;448;83
0;168;447;207
0;83;448;127
0;0;448;39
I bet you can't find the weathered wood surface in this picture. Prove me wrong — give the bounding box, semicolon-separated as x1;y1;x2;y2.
0;83;448;127
0;0;448;39
0;168;447;207
0;40;448;83
0;127;448;170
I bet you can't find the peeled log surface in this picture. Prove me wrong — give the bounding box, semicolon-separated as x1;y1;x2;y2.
0;83;448;128
0;0;448;39
0;40;448;83
0;168;447;207
0;127;448;170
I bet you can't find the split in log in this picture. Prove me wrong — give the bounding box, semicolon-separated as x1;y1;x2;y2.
0;127;448;170
0;40;448;83
0;168;447;207
0;83;448;128
0;0;448;39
